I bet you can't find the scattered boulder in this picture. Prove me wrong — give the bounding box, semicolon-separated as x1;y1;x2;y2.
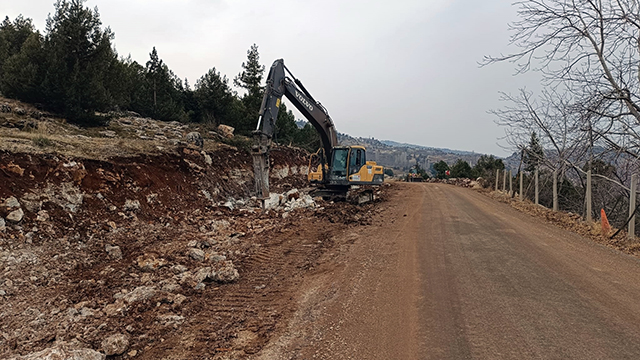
21;193;42;212
0;104;11;113
160;280;180;292
264;193;285;210
157;313;185;326
103;300;126;317
0;217;5;231
261;190;317;211
6;208;24;223
207;253;226;263
217;124;234;138
14;107;26;116
101;333;129;356
123;199;141;212
36;210;50;222
186;131;204;148
214;261;239;283
194;267;213;283
118;286;156;304
189;248;205;261
172;264;188;274
105;244;123;260
223;200;235;210
4;196;20;209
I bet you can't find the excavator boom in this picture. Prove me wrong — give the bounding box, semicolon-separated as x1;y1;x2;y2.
252;59;337;199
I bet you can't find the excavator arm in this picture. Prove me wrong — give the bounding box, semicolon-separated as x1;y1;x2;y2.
252;59;338;199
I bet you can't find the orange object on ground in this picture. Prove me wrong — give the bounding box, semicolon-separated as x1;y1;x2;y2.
601;209;612;234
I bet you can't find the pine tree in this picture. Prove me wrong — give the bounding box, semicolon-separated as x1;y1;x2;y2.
0;31;45;102
234;44;265;135
294;122;321;152
194;67;236;125
0;16;44;100
146;47;162;113
42;0;116;123
0;16;37;79
234;43;264;95
524;132;544;173
133;47;185;122
433;160;450;179
451;159;472;178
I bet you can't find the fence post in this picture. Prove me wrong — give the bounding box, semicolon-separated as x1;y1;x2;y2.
629;174;637;240
503;170;507;192
586;170;592;222
535;168;539;205
495;169;499;191
509;170;513;196
519;171;523;201
553;169;558;211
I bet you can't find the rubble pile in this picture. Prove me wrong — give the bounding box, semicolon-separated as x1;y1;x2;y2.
425;177;481;188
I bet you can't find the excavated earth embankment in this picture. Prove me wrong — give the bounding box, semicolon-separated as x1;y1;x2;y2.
0;98;387;360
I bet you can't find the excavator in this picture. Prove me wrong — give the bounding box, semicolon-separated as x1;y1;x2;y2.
251;59;384;202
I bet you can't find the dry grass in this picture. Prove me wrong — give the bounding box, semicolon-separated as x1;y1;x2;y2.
488;190;640;258
0;96;237;159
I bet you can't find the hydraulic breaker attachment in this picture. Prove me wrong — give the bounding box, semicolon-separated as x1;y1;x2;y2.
252;131;271;201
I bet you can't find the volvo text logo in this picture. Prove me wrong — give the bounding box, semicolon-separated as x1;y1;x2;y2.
295;91;314;112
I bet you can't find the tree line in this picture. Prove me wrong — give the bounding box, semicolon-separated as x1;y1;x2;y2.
0;0;320;150
409;155;505;182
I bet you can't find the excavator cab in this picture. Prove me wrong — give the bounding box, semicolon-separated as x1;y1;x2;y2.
308;146;384;186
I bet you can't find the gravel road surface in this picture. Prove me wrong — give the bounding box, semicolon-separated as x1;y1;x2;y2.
260;182;640;359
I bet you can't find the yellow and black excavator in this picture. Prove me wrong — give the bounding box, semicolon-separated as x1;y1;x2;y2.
252;59;384;201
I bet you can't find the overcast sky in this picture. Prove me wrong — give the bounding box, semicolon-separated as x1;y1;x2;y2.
2;0;542;156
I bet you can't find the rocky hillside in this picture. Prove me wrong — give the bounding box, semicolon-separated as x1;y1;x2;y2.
0;96;388;359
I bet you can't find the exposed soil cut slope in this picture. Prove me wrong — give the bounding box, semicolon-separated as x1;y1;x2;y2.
0;97;388;359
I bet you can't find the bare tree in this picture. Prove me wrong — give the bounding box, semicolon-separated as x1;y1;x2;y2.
485;0;640;228
483;0;640;158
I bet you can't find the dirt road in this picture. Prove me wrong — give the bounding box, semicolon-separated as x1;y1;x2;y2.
260;182;640;359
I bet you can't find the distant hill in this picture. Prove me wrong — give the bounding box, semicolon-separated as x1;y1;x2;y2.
337;133;489;174
379;140;479;156
295;121;508;175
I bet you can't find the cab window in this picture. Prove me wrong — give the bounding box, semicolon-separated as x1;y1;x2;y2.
349;149;363;175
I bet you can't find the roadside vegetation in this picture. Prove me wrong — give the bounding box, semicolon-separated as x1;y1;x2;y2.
0;0;321;151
